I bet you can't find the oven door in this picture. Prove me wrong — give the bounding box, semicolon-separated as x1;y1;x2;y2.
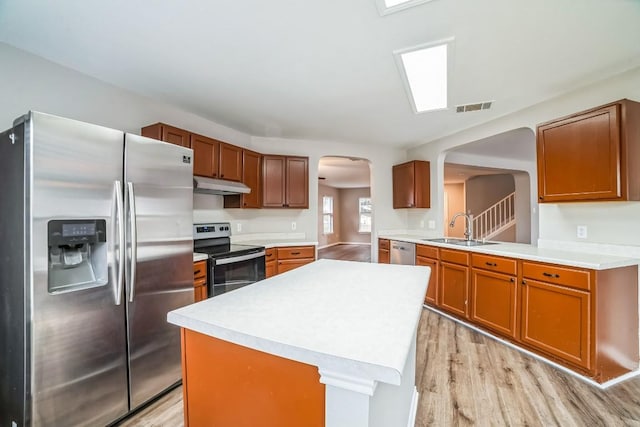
209;251;266;297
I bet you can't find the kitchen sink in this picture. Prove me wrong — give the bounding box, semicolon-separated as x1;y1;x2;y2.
422;238;497;247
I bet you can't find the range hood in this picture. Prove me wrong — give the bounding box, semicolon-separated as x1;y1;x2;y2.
193;176;251;195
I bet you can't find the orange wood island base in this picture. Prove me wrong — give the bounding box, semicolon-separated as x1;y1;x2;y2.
168;259;430;427
181;329;325;427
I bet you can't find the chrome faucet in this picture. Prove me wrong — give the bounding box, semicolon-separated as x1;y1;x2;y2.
449;212;473;241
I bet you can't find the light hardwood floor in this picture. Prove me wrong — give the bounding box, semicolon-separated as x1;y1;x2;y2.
317;243;371;262
117;309;640;426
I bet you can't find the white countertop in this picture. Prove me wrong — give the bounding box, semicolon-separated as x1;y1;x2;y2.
193;253;208;262
379;235;640;270
167;259;430;385
237;239;318;248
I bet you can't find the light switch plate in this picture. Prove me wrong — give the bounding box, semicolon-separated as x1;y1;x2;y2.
577;225;587;239
428;220;436;230
291;222;296;231
237;223;242;232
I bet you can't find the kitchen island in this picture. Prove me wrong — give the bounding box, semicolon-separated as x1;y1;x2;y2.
167;259;430;427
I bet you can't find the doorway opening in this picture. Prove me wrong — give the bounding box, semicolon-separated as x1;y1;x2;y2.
443;128;535;244
316;156;372;262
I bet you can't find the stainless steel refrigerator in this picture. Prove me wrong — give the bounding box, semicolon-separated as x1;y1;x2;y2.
0;112;194;426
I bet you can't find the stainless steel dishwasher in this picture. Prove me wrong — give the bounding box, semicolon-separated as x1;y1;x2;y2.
390;240;416;265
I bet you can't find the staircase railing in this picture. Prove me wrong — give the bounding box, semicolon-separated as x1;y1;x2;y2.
472;192;516;240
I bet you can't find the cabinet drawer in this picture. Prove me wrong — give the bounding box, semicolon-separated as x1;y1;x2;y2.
277;246;315;260
416;244;438;259
277;258;314;274
378;239;390;250
265;247;277;261
472;254;517;276
193;260;207;280
440;248;469;266
522;261;591;291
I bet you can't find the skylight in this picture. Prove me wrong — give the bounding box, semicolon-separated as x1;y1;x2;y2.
397;43;448;113
376;0;434;16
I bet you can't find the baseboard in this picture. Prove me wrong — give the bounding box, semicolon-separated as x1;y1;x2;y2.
317;242;341;250
318;242;372;249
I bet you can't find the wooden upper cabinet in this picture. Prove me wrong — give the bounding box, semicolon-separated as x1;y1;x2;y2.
141;123;191;148
219;142;242;182
286;157;309;208
191;133;219;178
262;155;308;208
536;99;640;202
241;150;262;208
392;160;430;208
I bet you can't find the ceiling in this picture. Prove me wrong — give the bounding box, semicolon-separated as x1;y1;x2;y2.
1;1;639;148
318;157;371;189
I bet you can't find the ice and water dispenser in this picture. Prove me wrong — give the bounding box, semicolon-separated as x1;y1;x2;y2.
48;219;108;293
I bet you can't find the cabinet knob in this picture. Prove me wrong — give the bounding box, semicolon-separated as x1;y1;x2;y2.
220;174;224;178
510;277;515;282
521;280;527;285
539;196;544;200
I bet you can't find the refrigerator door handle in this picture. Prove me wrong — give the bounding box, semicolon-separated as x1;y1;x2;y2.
113;181;125;305
127;182;138;302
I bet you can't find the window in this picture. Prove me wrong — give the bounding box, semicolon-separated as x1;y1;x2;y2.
323;196;333;234
395;40;451;113
358;197;372;233
376;0;435;16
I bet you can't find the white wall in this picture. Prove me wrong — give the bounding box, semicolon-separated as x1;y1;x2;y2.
1;43;407;252
407;66;640;249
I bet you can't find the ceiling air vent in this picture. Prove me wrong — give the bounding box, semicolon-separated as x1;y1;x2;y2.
456;101;493;113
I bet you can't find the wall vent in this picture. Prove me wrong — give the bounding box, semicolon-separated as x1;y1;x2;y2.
456;101;493;113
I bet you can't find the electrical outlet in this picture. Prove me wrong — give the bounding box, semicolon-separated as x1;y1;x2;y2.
577;225;587;239
237;223;242;232
291;222;296;231
428;220;436;230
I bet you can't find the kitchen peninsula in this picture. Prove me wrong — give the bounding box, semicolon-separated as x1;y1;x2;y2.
167;259;430;427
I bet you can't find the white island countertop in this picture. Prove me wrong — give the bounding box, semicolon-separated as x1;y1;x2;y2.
380;235;640;270
167;259;430;385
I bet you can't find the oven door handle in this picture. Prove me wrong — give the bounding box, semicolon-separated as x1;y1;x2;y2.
215;250;266;265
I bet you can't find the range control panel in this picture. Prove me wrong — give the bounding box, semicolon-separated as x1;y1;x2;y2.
194;223;232;240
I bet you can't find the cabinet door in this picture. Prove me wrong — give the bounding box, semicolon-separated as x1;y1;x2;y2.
378;249;390;264
141;123;191;148
471;269;517;339
219;142;242;181
537;104;620;202
521;279;591;370
242;150;262;208
286;157;309;208
416;256;438;305
439;262;470;318
265;260;277;278
392;162;415;208
191;134;219;178
262;155;286;207
277;259;313;274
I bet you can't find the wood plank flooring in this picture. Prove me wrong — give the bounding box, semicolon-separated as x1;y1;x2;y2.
117;309;640;426
318;243;371;262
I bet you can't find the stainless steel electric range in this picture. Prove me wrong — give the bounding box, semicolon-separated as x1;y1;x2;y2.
193;223;266;297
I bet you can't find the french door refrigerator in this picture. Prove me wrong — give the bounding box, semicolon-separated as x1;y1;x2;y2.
0;112;194;426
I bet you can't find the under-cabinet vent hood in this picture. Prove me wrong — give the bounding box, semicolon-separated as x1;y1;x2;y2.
193;176;251;195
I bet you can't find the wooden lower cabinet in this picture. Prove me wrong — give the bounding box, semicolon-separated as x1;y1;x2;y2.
378;238;390;264
470;253;518;340
265;248;277;278
521;279;590;369
193;260;208;302
471;269;518;340
416;244;438;305
418;242;638;382
266;245;315;277
439;249;470;319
